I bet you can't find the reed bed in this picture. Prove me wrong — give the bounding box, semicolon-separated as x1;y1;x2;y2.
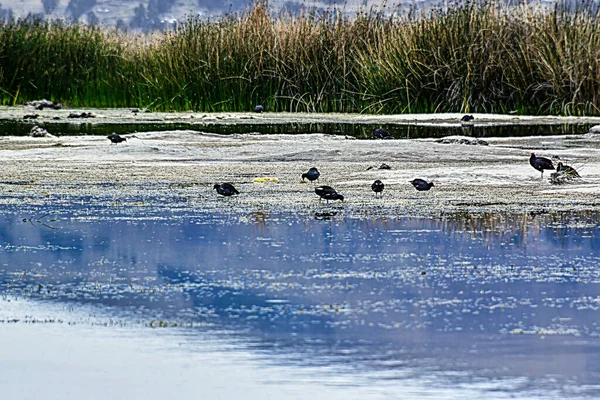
1;0;600;115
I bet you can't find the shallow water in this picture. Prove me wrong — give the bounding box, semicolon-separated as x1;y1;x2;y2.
0;119;594;138
2;203;600;398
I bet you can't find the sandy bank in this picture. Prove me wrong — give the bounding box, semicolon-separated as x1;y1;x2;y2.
2;107;600;217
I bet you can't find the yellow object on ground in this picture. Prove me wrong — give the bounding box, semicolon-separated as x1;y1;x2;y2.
253;177;279;183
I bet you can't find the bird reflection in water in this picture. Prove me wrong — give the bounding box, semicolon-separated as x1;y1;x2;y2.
314;212;337;220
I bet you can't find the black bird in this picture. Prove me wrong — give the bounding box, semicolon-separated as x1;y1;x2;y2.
301;167;320;183
557;162;580;178
461;114;474;122
254;105;264;113
315;185;344;203
371;180;384;197
373;128;391;139
107;133;126;144
529;153;555;178
366;163;391;171
410;179;434;191
213;183;239;197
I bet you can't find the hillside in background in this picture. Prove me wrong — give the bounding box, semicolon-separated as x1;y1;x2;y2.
0;0;381;30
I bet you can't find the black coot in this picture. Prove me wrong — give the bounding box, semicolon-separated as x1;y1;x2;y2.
371;180;384;197
107;133;126;144
410;179;434;191
315;185;344;203
213;183;240;196
373;128;390;139
301;167;320;183
529;153;555;178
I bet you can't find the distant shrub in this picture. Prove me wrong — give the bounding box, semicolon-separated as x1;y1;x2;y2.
66;0;97;20
42;0;59;15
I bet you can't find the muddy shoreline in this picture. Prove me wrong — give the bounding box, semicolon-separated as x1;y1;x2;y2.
2;106;600;218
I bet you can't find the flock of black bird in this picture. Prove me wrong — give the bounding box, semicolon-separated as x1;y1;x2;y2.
213;165;434;202
213;130;581;202
212;126;438;202
107;115;582;203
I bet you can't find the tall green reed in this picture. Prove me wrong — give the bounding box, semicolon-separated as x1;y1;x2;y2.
1;0;600;115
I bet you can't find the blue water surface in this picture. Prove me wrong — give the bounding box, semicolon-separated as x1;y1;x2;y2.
1;203;600;398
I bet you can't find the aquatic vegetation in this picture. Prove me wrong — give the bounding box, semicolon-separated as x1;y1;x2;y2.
2;1;600;114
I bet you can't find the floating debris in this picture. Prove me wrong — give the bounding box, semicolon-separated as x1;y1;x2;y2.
131;108;151;114
29;126;55;138
68;112;96;119
549;171;573;185
366;163;391;171
24;99;62;110
589;125;600;133
435;136;488;145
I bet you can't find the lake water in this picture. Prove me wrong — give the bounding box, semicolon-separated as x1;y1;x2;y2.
0;119;594;138
2;203;600;399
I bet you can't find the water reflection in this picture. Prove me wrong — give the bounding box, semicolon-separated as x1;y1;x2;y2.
1;207;600;397
0;119;594;139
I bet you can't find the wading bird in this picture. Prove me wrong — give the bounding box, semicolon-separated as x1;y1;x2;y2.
371;180;384;197
373;128;390;139
213;183;239;197
315;185;344;203
410;179;434;191
557;162;580;178
301;167;320;183
107;133;126;144
529;153;555;179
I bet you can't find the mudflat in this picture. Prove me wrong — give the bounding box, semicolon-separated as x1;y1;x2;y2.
2;106;600;218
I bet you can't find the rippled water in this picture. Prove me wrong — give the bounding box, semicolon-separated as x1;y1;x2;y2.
2;204;600;398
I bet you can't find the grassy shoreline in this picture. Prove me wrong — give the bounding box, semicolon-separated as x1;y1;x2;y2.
1;1;600;115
